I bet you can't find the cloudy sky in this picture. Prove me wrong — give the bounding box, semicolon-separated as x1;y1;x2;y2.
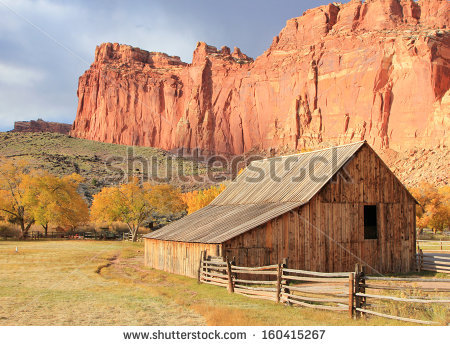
0;0;329;132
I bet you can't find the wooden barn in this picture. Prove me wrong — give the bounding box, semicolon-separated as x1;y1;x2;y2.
144;141;417;277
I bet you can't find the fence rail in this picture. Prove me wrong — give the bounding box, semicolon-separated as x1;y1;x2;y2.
355;272;450;325
417;240;450;252
198;252;450;325
416;249;450;273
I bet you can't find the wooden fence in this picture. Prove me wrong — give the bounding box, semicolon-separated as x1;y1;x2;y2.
279;267;351;313
355;270;450;325
417;240;450;252
198;253;450;325
416;249;450;273
29;230;124;240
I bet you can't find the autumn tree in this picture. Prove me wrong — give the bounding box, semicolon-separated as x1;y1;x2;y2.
24;173;89;235
182;184;226;214
411;182;450;234
0;159;89;238
0;159;36;238
91;178;186;242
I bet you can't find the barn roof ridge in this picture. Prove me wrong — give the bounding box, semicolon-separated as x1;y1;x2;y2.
255;140;367;162
210;141;366;206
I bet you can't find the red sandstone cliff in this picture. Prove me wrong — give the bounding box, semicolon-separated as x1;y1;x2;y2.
13;119;72;135
71;0;450;155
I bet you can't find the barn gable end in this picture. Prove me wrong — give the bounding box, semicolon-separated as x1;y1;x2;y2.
221;144;416;274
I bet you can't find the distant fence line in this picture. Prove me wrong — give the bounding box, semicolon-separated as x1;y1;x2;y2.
416;249;450;274
416;240;450;273
28;231;123;240
417;240;450;252
1;230;143;241
199;252;450;325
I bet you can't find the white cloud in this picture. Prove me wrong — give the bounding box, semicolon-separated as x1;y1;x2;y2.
0;62;45;86
0;0;76;18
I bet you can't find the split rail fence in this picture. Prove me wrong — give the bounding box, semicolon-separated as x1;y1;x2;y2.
416;240;450;273
199;252;450;325
417;240;450;252
416;249;450;273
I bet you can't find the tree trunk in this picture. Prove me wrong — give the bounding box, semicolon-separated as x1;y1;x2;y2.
24;220;34;239
126;222;142;242
42;223;48;237
131;227;139;242
417;228;423;237
18;219;25;240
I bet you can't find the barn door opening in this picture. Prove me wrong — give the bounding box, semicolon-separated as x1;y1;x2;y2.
364;205;378;240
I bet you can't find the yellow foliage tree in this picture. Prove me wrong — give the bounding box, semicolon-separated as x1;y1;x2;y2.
24;173;89;235
91;178;186;241
0;159;89;238
182;184;226;214
411;182;450;234
0;159;37;238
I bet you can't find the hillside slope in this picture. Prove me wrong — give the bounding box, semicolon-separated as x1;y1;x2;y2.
0;132;213;198
0;132;447;195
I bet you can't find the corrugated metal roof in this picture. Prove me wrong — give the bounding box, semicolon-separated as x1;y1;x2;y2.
144;141;366;243
212;141;365;205
146;202;302;243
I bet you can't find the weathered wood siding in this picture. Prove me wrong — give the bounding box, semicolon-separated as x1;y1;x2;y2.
222;145;416;274
144;239;221;278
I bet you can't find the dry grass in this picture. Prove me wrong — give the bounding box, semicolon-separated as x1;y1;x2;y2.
0;241;441;326
363;284;450;325
0;241;204;326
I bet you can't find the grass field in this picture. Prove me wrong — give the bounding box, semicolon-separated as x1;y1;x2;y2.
0;240;440;326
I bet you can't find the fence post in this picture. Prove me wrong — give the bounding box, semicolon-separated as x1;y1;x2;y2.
281;258;291;305
282;258;289;286
348;272;354;319
198;250;204;284
276;262;282;303
360;265;366;315
226;256;234;293
354;264;361;318
419;249;423;272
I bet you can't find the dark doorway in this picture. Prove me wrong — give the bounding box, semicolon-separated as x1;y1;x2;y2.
364;205;378;240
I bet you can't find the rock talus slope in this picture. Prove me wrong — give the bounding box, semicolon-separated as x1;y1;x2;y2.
71;0;450;155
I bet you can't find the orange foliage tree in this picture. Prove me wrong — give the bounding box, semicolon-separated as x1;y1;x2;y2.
182;184;226;214
91;178;186;241
411;182;450;234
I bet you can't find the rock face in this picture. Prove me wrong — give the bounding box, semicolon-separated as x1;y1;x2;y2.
72;0;450;155
13;119;72;135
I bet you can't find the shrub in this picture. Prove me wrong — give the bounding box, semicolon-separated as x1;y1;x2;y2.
0;222;20;239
